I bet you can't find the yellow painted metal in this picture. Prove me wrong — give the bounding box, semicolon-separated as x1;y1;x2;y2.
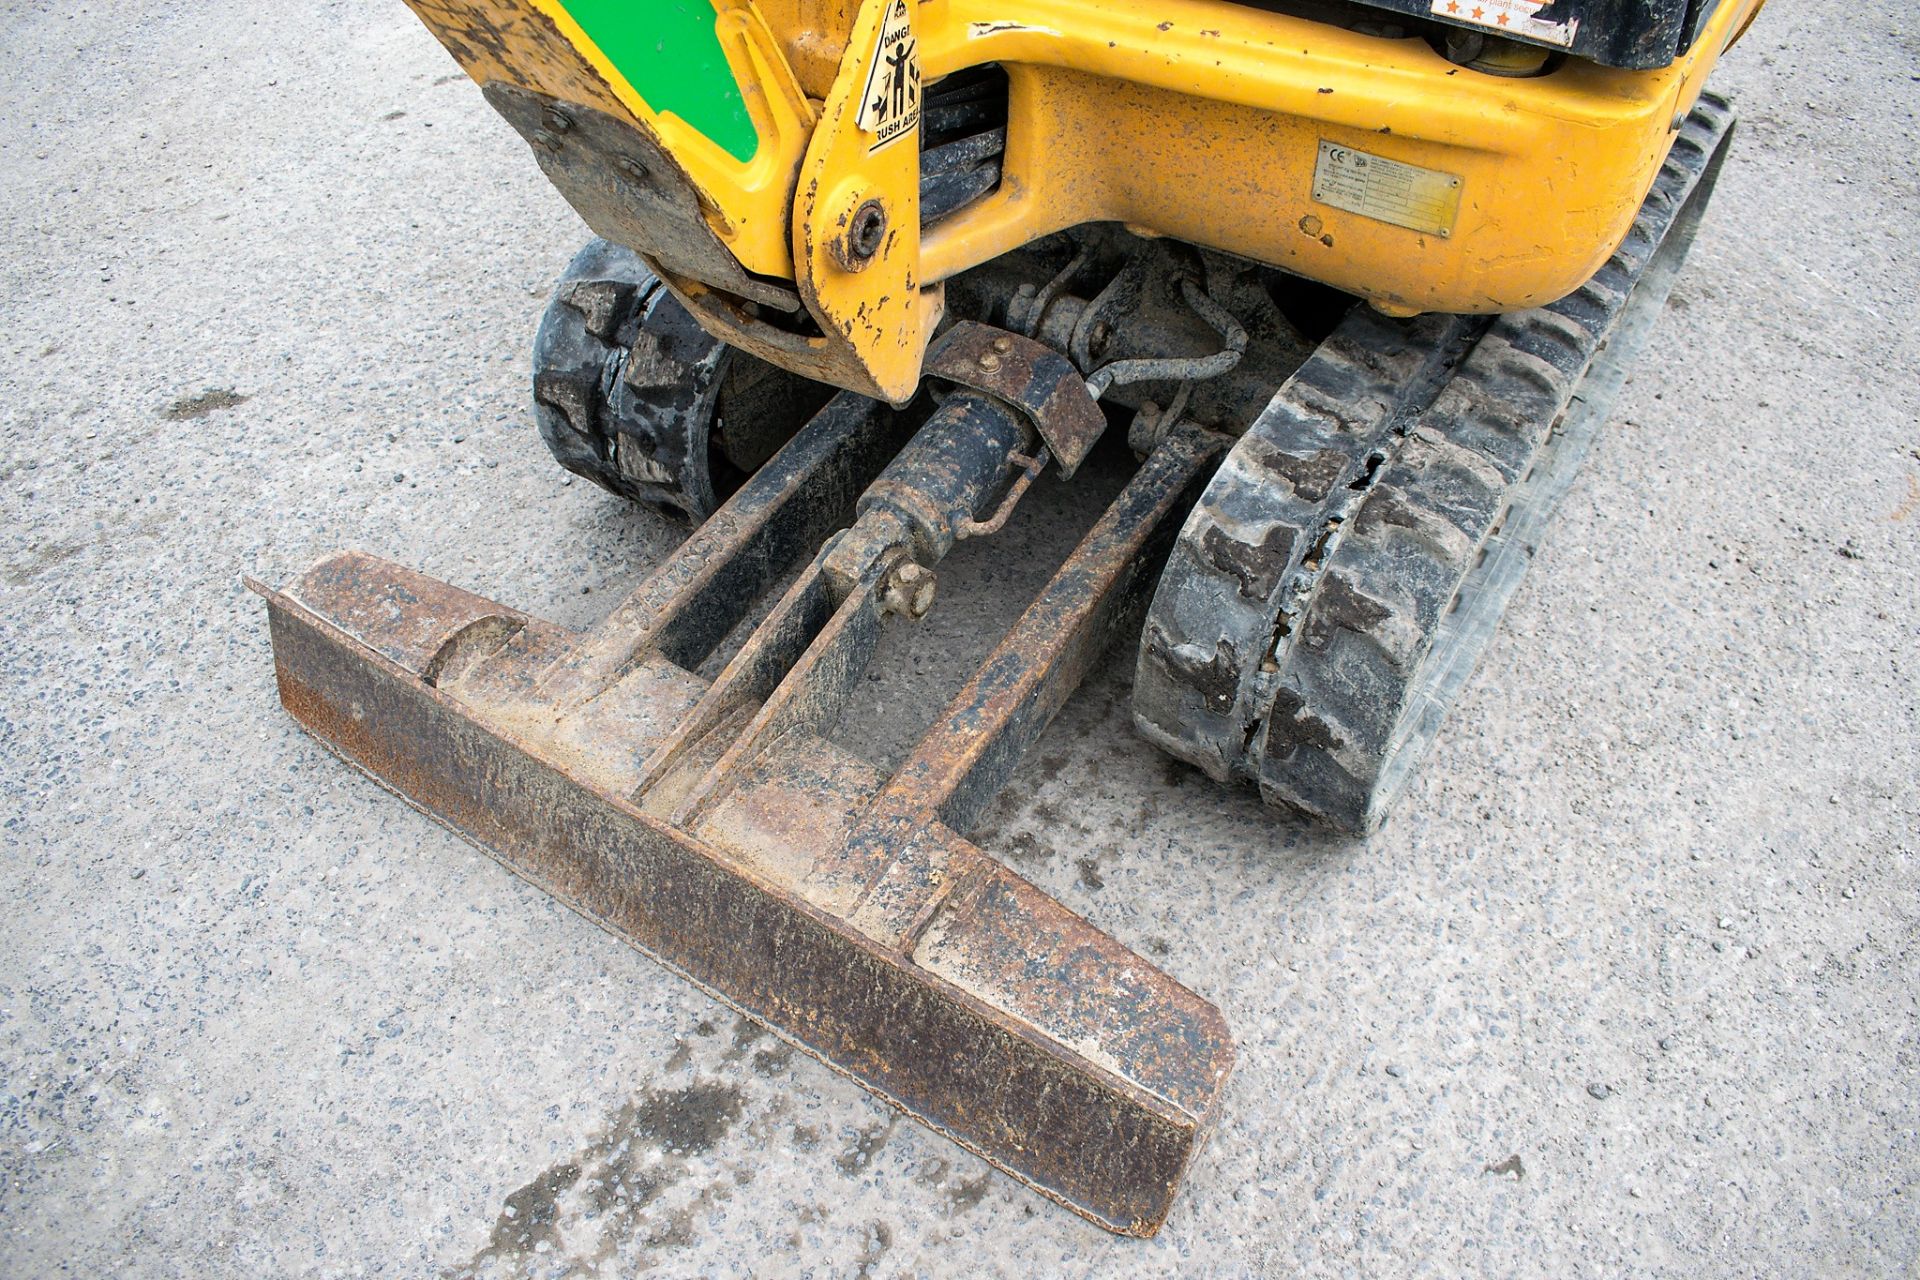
641;0;939;405
908;0;1762;314
754;0;862;97
402;0;813;278
790;0;941;404
405;0;1763;393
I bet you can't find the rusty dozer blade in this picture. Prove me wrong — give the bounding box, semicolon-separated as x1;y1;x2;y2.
249;388;1234;1235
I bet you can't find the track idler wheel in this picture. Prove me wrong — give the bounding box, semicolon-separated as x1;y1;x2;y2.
531;239;829;521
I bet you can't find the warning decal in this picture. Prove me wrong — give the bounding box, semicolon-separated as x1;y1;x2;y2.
856;0;920;152
1311;142;1464;238
1429;0;1578;48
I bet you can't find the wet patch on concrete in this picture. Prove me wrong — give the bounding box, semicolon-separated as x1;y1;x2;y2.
945;1170;993;1214
752;1042;795;1076
448;1080;745;1278
1484;1153;1526;1179
472;1161;581;1266
912;1155;994;1216
161;387;249;420
853;1219;893;1278
994;831;1053;866
623;1081;745;1158
835;1113;898;1177
723;1014;766;1062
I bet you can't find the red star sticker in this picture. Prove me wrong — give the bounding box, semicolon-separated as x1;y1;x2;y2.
1495;10;1510;22
1470;5;1484;17
1446;1;1460;9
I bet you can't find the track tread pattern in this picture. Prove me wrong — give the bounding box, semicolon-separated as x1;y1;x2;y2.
532;240;665;500
1134;94;1737;832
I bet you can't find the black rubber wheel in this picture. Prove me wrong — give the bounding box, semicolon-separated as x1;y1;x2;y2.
531;239;829;521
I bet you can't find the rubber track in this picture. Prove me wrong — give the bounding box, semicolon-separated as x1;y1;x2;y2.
532;239;670;501
1134;93;1737;833
532;239;735;520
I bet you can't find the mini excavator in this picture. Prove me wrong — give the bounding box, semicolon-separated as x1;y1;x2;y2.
252;0;1763;1233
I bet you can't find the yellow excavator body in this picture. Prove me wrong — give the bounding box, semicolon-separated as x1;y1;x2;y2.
403;0;1760;401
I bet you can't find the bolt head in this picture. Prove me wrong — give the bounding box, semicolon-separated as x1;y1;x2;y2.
991;335;1013;354
530;128;561;152
838;200;888;270
977;351;1002;373
545;107;574;133
883;561;937;621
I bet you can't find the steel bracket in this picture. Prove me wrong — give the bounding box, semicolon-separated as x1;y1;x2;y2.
251;393;1232;1235
923;321;1107;478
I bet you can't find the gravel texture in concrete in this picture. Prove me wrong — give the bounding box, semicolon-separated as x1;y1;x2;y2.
2;2;1916;1276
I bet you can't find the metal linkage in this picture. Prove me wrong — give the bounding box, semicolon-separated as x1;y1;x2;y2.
975;229;1321;440
922;322;1105;477
250;390;1234;1235
1083;276;1249;400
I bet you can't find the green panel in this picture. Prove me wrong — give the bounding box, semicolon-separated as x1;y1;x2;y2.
559;0;760;163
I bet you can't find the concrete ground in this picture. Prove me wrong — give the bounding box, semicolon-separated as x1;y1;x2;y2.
2;2;1915;1276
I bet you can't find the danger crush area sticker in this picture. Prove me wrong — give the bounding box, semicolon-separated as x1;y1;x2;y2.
856;0;920;151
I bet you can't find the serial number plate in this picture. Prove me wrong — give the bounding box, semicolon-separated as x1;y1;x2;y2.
1312;142;1463;238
